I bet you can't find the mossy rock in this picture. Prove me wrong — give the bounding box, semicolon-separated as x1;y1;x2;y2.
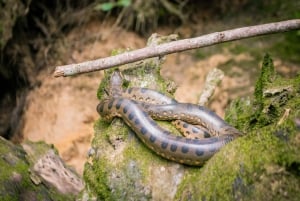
0;137;78;201
84;46;300;200
176;54;300;201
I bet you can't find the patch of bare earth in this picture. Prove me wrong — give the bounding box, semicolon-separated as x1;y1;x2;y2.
162;52;254;117
21;21;145;174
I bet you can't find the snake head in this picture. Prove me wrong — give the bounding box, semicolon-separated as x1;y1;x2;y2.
97;99;114;121
108;70;124;96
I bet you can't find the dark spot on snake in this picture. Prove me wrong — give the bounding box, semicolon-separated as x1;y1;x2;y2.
170;144;177;152
97;103;104;113
198;106;205;111
161;141;168;149
108;100;114;109
140;127;147;135
134;119;140;125
128;113;134;120
128;88;133;94
195;149;204;156
183;123;188;128
204;131;210;138
116;100;122;109
149;135;156;143
123;106;128;114
181;146;189;153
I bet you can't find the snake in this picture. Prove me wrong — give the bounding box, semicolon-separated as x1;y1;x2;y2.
97;70;241;166
120;87;211;139
109;71;211;139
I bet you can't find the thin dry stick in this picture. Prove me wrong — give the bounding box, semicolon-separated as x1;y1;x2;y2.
54;19;300;77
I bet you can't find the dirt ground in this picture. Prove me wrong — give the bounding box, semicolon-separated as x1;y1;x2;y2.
21;21;146;174
20;19;298;175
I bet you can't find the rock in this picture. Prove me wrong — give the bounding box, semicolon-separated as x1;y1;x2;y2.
23;141;84;195
83;42;300;201
0;137;83;200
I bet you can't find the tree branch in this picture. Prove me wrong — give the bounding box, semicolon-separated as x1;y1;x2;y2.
54;19;300;77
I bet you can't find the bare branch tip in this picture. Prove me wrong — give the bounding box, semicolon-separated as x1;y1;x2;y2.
53;69;64;77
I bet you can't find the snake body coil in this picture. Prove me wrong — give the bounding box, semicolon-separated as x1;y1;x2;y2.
121;87;211;138
97;71;241;166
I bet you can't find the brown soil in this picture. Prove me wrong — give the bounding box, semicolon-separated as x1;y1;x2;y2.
21;21;146;174
20;19;297;175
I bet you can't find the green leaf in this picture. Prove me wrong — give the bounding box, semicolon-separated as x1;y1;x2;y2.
117;0;131;7
94;2;115;11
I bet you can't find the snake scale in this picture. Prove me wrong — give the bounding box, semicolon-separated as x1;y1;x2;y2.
97;70;241;165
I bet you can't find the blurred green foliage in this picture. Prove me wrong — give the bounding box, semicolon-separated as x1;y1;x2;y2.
94;0;131;11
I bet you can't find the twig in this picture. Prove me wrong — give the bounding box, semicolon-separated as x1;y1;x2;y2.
54;19;300;77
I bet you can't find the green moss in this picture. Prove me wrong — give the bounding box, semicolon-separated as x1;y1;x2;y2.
97;67;119;99
88;110;181;199
225;54;299;131
176;54;300;200
254;54;276;104
108;144;153;200
176;122;299;200
23;141;59;162
225;97;253;132
87;118;154;200
0;139;32;200
122;140;156;176
0;138;75;201
84;159;111;200
121;120;180;175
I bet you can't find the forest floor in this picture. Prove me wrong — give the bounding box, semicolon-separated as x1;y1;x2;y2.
19;17;300;175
